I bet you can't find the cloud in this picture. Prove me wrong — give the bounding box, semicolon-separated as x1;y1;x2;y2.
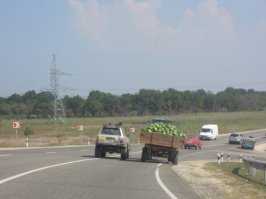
68;0;112;48
68;0;236;57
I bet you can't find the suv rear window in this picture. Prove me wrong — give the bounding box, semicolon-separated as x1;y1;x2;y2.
101;128;121;136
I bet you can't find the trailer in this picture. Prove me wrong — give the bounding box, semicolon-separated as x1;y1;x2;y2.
139;130;184;165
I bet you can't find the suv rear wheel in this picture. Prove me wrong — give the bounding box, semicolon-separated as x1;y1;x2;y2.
101;151;106;157
95;145;101;157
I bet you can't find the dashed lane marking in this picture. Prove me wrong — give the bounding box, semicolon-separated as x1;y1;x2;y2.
0;154;13;157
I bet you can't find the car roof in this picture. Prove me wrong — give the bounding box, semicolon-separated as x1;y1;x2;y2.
230;133;241;135
151;117;173;123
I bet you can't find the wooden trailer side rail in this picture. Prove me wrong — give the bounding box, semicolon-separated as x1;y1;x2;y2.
139;130;184;149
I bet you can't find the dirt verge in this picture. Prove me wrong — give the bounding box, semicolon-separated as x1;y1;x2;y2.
173;143;266;199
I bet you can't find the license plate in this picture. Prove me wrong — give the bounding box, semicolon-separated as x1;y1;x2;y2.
106;137;115;144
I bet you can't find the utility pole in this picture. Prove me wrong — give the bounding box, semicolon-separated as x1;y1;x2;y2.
50;54;66;122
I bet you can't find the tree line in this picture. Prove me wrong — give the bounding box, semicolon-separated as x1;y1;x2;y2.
1;87;266;118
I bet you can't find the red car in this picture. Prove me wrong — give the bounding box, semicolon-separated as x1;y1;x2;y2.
184;136;202;150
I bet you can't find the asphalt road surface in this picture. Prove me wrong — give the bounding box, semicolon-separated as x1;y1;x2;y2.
0;129;265;199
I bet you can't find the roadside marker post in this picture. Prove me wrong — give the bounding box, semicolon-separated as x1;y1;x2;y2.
77;125;84;145
239;154;243;162
129;128;135;133
221;152;224;163
25;138;29;147
13;121;21;147
217;153;221;164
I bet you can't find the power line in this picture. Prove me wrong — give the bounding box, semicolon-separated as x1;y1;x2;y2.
49;54;66;122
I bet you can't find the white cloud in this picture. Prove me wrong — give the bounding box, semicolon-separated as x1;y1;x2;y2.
68;0;236;58
257;20;266;35
199;0;234;33
184;8;195;19
68;0;114;48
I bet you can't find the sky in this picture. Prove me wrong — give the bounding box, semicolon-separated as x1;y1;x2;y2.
1;0;266;98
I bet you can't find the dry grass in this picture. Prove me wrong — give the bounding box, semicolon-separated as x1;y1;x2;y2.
173;161;266;199
1;111;266;148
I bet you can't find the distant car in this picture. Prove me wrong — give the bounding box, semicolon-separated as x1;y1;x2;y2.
228;133;243;144
184;136;202;150
248;135;254;139
199;124;218;140
151;117;173;124
241;137;255;150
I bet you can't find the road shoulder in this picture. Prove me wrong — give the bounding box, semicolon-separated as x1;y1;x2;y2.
173;143;266;199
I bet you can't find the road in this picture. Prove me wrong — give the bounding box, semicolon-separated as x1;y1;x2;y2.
0;129;265;199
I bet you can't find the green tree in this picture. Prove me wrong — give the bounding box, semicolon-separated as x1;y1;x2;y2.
64;95;85;117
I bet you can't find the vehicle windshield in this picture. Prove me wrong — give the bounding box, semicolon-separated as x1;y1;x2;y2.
101;128;121;135
230;134;239;137
202;128;211;133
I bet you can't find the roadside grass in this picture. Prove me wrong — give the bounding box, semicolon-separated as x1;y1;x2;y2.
1;111;266;148
204;162;266;199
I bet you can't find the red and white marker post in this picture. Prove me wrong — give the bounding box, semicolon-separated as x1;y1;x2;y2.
13;122;21;147
77;125;84;145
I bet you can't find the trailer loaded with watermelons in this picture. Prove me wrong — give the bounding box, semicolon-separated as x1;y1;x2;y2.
140;119;185;165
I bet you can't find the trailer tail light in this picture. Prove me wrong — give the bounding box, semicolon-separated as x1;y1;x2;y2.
96;135;99;142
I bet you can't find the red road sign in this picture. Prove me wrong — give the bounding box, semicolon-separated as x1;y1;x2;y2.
13;122;20;129
77;125;84;131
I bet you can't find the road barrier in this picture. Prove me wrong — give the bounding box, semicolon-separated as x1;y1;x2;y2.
243;156;266;182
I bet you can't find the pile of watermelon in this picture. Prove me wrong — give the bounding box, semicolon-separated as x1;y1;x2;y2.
143;122;185;137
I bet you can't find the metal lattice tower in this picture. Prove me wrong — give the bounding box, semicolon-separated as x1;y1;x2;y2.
50;54;66;122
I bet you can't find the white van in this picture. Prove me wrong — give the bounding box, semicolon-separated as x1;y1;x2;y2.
199;124;218;140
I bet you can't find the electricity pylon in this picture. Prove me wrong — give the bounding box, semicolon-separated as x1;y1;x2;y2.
50;54;66;122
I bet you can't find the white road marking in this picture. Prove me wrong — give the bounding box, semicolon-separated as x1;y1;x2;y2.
46;152;57;154
0;151;142;185
0;149;178;199
0;154;13;157
155;163;178;199
130;151;178;198
0;158;98;185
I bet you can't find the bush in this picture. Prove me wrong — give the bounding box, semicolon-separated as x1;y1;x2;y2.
24;127;34;136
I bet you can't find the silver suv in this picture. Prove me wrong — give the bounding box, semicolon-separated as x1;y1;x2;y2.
229;133;243;144
95;123;130;160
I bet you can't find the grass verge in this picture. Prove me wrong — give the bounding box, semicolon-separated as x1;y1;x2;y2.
1;111;266;147
204;162;266;199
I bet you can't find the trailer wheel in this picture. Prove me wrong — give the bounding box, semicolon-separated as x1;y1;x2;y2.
141;147;148;162
147;147;152;160
126;146;130;159
171;154;178;165
121;147;128;160
121;150;126;160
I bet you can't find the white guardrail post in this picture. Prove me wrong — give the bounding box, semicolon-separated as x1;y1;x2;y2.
243;156;266;182
25;138;29;147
